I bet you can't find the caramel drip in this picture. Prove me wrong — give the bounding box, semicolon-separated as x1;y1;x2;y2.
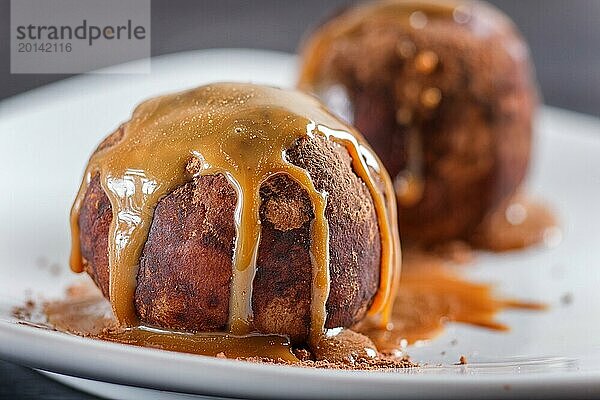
278;165;330;345
226;176;262;334
316;125;401;324
69;83;400;346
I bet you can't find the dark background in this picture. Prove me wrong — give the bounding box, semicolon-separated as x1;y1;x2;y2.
0;1;599;399
1;0;599;116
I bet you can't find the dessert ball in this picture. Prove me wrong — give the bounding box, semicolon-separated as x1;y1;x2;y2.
298;0;538;244
72;83;398;343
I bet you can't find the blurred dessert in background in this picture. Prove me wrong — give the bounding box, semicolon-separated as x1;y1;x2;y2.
298;0;550;248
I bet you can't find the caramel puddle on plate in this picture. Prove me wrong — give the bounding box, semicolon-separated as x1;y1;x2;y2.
355;248;546;352
40;282;298;362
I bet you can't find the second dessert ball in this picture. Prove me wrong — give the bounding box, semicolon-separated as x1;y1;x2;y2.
298;0;538;245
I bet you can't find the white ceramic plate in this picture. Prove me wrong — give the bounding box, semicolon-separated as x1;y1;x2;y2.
1;49;600;399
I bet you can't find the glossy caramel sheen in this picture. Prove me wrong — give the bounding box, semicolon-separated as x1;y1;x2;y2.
70;83;400;349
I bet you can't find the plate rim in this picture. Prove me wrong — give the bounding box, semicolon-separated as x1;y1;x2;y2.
2;320;600;399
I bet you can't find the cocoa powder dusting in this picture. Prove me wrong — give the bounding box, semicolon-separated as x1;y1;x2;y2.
245;354;413;371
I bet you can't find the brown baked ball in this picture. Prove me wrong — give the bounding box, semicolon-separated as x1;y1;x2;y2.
77;131;382;342
298;0;538;245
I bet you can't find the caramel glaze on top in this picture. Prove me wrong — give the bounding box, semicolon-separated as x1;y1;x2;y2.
69;83;401;352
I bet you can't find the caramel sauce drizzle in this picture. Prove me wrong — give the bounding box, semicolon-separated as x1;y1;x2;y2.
69;83;400;348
